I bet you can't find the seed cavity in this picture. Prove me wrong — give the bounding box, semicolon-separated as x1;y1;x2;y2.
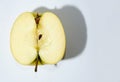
34;13;42;72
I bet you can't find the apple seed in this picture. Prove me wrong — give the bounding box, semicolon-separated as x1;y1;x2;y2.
39;34;42;40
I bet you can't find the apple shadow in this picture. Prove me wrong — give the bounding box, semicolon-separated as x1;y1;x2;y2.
33;5;87;60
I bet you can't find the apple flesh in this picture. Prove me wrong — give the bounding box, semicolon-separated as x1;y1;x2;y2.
10;12;66;72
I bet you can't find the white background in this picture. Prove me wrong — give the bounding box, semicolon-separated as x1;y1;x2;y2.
0;0;120;82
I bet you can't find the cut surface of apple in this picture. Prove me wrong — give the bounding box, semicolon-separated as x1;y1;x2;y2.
10;12;66;66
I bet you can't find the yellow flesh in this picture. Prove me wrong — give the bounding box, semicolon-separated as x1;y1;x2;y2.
10;12;66;65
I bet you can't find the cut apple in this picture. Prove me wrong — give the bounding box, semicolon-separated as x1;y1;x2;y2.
10;12;66;72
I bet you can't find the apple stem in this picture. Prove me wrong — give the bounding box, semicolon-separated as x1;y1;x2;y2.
35;54;39;72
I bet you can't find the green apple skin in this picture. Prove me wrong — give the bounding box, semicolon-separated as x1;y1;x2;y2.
10;12;66;65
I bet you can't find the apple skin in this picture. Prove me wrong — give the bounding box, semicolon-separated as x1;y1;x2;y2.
10;12;66;65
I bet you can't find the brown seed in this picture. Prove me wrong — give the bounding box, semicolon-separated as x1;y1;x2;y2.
39;34;42;40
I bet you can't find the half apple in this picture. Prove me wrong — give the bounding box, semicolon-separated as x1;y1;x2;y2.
10;12;66;72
